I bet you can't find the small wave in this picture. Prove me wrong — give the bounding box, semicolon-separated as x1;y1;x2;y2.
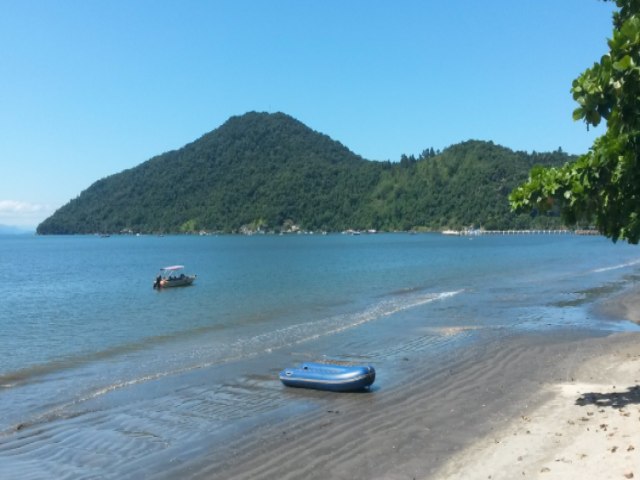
239;289;463;349
592;258;640;273
256;290;463;357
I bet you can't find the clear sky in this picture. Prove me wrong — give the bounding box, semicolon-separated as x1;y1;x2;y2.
1;0;617;228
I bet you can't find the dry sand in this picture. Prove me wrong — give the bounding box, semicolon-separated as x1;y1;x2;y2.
433;336;640;480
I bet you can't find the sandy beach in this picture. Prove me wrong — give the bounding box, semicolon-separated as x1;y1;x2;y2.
162;289;640;479
433;334;640;480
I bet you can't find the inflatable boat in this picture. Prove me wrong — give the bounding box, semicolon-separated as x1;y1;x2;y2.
279;362;376;392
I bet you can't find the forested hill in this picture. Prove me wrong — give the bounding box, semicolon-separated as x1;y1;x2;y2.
37;112;571;234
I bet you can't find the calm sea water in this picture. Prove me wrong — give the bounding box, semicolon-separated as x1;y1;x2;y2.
1;233;639;478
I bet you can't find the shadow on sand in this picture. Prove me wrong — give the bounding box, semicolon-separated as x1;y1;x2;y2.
576;385;640;409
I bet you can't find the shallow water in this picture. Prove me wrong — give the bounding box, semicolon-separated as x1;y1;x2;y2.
1;233;639;478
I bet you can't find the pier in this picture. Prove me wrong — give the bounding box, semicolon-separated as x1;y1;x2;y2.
479;229;571;235
443;229;600;236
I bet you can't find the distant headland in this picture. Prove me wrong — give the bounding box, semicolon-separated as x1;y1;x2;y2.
37;112;572;235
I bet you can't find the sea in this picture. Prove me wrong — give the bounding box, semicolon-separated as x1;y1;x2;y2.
1;232;639;478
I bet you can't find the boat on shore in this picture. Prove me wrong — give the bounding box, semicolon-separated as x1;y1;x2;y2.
279;362;375;392
153;265;196;289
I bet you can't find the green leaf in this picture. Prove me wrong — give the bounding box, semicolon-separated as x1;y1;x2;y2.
613;54;633;71
572;107;584;121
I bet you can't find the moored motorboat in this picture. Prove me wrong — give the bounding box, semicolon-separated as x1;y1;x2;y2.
279;362;375;392
153;265;196;289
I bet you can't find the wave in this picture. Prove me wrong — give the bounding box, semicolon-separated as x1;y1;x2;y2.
592;258;640;273
247;289;462;347
149;289;464;375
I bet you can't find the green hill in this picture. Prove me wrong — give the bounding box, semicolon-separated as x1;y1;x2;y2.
37;112;570;234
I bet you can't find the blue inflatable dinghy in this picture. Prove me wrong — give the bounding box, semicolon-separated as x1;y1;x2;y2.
279;362;375;392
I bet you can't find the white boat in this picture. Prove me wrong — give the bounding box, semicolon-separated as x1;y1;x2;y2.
153;265;196;289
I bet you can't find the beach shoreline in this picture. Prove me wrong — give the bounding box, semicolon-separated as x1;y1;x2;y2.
433;333;640;480
2;235;639;480
158;287;640;480
596;281;640;325
432;286;640;480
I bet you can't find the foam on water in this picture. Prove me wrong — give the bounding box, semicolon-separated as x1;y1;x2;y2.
592;258;640;273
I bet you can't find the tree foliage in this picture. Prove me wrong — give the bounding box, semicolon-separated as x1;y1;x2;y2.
510;0;640;243
37;112;568;235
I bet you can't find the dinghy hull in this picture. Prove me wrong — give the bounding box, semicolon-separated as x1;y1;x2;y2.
279;362;375;392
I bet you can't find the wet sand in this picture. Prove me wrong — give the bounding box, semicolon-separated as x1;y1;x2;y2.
433;287;640;480
174;286;640;480
164;303;640;480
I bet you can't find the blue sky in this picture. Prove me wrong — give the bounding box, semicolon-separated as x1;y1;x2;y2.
1;0;616;227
